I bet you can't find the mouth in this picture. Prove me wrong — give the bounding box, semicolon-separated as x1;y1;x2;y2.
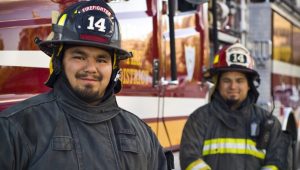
79;77;99;83
80;77;98;81
227;92;239;98
76;72;102;82
228;90;239;94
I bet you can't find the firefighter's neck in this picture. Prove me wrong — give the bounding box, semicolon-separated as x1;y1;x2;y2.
225;99;241;111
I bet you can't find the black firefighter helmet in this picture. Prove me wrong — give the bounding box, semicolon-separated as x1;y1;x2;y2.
35;0;132;93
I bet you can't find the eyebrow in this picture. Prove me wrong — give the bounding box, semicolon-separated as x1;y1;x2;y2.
70;48;111;59
221;76;247;80
70;48;87;56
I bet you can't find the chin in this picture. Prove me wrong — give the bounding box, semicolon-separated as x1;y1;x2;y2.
227;96;237;100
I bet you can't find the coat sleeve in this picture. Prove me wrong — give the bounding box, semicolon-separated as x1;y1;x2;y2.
179;112;211;170
262;116;286;170
0;117;30;170
147;127;169;170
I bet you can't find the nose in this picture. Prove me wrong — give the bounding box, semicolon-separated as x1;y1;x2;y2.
229;81;238;89
84;58;97;73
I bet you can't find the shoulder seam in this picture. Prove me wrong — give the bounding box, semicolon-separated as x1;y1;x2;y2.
1;93;56;118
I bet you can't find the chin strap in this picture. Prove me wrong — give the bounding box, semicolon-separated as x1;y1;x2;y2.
113;69;122;94
111;68;122;93
111;52;122;94
99;67;121;102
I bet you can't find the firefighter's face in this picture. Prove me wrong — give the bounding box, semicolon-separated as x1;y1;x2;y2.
63;46;112;104
218;71;250;109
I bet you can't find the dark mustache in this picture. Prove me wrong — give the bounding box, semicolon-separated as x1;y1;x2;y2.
75;72;102;81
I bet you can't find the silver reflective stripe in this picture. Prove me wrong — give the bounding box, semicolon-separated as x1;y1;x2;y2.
186;159;211;170
190;163;207;170
261;165;278;170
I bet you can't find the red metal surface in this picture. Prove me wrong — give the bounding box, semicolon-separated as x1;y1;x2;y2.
0;0;209;110
0;67;49;94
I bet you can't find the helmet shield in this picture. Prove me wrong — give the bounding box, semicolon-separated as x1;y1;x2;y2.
205;43;259;80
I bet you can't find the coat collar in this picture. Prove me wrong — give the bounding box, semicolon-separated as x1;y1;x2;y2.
210;92;253;129
53;77;120;123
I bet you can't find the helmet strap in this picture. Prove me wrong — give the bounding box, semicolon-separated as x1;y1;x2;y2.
100;52;122;101
45;44;64;87
247;75;260;103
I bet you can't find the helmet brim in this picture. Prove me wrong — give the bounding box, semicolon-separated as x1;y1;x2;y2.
37;39;132;60
204;65;259;81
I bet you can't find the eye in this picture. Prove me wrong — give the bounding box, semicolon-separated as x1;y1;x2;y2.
96;55;111;63
237;78;247;83
96;58;107;63
69;49;86;60
73;56;85;60
221;78;231;83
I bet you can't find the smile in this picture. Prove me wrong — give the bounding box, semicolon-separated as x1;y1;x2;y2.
79;78;98;83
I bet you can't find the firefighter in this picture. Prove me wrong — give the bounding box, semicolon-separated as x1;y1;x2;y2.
0;0;169;169
180;43;286;170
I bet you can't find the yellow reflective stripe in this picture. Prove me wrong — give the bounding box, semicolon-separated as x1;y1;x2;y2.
113;52;117;69
186;159;211;170
49;55;54;75
204;138;256;145
203;138;266;159
213;54;219;64
57;44;64;56
58;14;67;26
261;165;278;170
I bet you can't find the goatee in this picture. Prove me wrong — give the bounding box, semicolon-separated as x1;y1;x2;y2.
73;84;102;103
73;72;103;103
225;99;239;108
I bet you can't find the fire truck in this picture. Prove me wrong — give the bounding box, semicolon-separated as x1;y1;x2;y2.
0;0;210;152
248;0;300;168
1;0;300;168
